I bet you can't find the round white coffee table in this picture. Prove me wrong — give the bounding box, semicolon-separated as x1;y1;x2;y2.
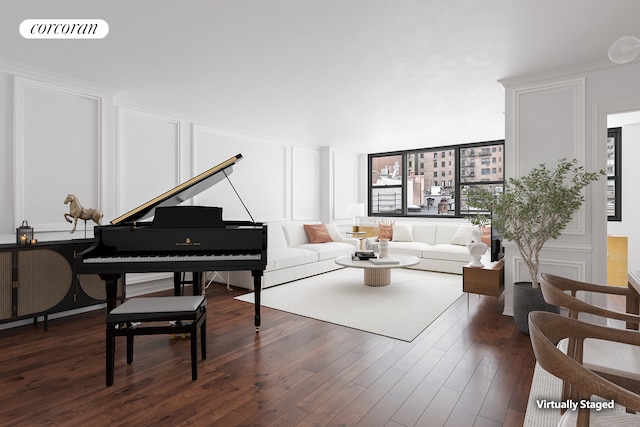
335;254;420;286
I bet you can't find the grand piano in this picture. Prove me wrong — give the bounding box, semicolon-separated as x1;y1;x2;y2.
77;153;267;330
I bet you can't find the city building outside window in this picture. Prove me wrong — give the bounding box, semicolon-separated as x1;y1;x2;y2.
368;140;504;217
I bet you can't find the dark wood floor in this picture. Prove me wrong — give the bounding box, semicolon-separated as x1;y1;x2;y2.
0;281;535;426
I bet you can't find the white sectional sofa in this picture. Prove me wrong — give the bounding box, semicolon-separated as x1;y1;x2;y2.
365;222;491;274
227;221;492;290
227;222;356;290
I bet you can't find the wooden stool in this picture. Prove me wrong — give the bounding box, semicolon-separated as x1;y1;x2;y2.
106;295;207;386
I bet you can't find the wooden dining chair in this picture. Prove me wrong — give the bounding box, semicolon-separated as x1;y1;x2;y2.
528;311;640;426
539;273;640;401
539;273;640;327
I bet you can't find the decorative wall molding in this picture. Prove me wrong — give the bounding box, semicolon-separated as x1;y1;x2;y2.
332;150;359;221
291;146;319;221
0;58;115;97
192;124;289;222
512;78;586;236
116;107;181;216
14;77;104;232
511;256;586;283
503;240;593;253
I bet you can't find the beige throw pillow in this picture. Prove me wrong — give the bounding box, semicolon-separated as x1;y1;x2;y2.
303;224;334;243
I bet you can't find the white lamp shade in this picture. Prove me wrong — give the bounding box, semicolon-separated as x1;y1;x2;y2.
348;203;365;217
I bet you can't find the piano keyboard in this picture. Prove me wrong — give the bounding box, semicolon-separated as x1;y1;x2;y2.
83;253;262;263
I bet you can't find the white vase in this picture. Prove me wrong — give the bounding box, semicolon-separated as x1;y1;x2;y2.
379;238;390;259
467;229;487;268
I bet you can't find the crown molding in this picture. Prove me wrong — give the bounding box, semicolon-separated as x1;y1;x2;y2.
499;59;620;88
0;57;115;96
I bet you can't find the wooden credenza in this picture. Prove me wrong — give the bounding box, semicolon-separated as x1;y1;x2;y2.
463;259;505;308
0;239;124;329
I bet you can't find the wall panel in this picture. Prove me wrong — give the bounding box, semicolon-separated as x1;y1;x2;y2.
503;77;588;316
513;78;585;235
14;78;101;232
291;147;319;220
333;150;359;220
192;125;288;222
117;108;181;216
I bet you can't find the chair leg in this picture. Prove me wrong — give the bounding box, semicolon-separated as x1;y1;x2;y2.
201;320;207;360
106;329;115;387
190;326;198;381
126;335;134;364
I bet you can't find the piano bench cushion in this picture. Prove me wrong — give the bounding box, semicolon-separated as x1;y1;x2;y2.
297;242;356;261
267;247;318;270
107;296;206;324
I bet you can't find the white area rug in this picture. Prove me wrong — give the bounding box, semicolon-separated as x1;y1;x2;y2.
234;268;463;342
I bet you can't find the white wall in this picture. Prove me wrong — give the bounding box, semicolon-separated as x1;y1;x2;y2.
0;70;14;237
501;60;640;316
607;121;640;271
0;61;362;248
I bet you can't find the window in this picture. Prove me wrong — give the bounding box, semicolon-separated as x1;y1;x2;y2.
368;140;504;217
371;154;403;214
607;127;622;221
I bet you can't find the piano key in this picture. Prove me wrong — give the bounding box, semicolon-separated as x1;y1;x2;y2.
83;253;261;263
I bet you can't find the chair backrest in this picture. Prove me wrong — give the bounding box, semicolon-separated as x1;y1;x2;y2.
540;273;640;325
528;311;640;426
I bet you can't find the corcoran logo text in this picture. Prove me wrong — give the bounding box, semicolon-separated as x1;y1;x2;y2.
20;19;109;39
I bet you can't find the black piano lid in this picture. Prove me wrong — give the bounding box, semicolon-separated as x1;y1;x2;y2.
110;153;243;226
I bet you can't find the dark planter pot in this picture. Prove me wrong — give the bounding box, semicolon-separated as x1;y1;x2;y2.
512;281;559;334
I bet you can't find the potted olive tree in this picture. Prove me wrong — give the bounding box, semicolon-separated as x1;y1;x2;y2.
467;158;604;333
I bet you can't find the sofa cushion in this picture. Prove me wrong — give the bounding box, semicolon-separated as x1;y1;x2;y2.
303;224;334;243
392;224;413;242
297;242;354;261
282;223;314;247
267;247;318;270
422;244;471;262
449;225;474;246
267;223;288;249
432;224;470;245
326;223;346;242
387;241;431;257
411;224;437;245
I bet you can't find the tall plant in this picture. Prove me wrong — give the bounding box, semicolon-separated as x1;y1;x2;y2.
467;158;604;288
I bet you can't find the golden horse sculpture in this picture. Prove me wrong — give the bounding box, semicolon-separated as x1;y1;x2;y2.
64;194;103;233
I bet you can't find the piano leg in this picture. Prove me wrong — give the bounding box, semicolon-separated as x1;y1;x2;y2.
173;272;203;296
252;270;262;332
100;273;122;313
193;272;202;295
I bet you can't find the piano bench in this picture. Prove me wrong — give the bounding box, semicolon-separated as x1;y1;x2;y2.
105;295;207;387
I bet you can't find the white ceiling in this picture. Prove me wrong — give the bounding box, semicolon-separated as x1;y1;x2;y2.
2;0;639;153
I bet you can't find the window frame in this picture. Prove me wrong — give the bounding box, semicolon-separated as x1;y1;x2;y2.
607;127;622;222
368;139;504;218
